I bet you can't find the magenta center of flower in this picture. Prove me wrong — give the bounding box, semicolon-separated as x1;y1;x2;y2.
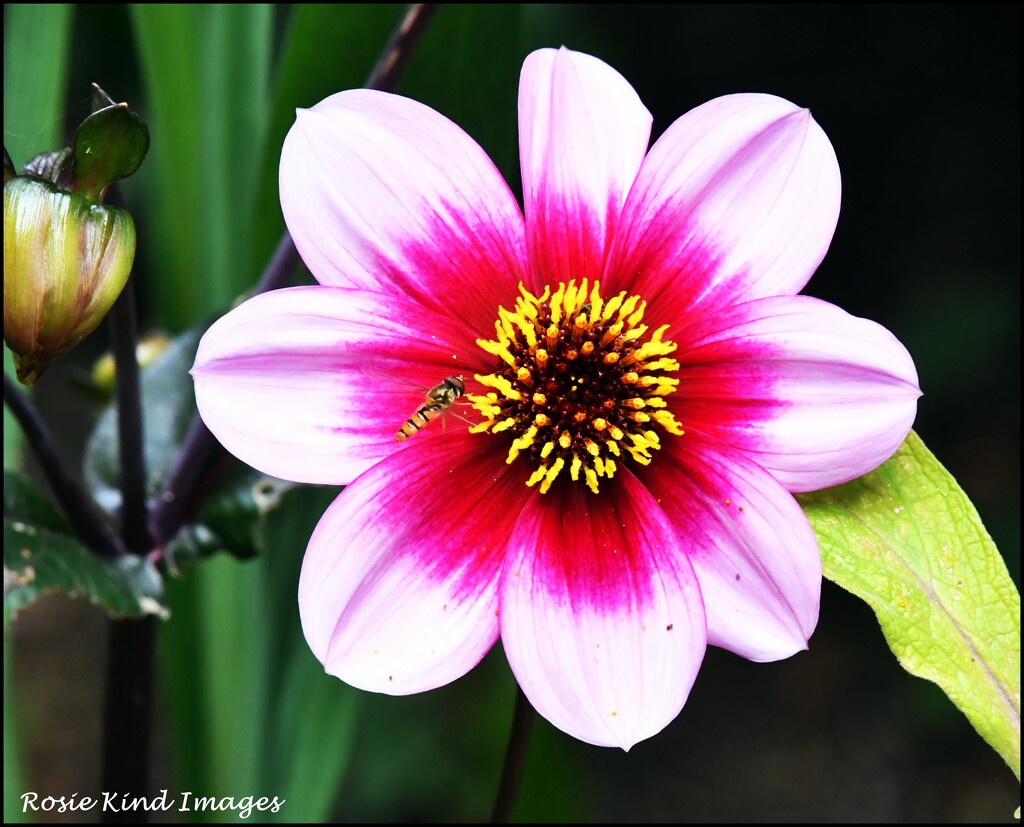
468;279;684;494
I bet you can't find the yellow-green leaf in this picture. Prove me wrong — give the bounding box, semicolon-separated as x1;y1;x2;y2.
797;431;1020;778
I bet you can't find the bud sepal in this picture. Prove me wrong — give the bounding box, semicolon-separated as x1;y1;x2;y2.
4;176;137;384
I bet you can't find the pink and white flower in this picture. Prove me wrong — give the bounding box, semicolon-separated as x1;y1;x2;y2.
191;47;919;748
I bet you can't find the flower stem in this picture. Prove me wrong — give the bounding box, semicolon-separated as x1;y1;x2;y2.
109;276;151;555
367;3;439;92
100;616;155;823
102;274;157;816
151;2;440;547
3;373;122;558
490;685;535;823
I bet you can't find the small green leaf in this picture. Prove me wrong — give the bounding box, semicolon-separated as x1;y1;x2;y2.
797;431;1021;778
4;470;68;532
166;465;296;563
83;326;202;515
71;100;150;200
4;474;167;623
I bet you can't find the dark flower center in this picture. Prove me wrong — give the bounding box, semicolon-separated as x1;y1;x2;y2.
469;279;684;493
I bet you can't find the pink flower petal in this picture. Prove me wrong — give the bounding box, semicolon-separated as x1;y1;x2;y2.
640;431;821;661
280;89;530;333
672;295;920;491
606;94;841;317
500;471;706;749
299;432;531;694
192;286;490;485
519;47;652;282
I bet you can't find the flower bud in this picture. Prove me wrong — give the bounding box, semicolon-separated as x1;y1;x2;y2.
4;175;136;384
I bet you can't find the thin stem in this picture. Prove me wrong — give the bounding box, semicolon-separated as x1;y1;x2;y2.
4;373;122;558
109;277;151;554
366;4;438;92
100;617;155;823
490;685;535;823
151;2;439;547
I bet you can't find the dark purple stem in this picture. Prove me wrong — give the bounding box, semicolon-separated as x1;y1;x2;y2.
100;617;155;823
3;373;122;558
109;276;152;554
489;686;536;823
102;273;157;814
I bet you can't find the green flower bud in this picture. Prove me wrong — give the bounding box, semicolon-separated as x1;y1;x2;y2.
4;175;136;385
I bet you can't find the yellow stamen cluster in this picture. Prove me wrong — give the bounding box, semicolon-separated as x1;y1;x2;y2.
469;279;684;494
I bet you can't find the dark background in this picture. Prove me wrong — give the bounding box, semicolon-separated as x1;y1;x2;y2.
10;4;1019;822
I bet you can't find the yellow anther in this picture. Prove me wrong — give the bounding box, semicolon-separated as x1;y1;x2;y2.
580;341;595;357
492;417;517;433
476;338;516;367
622;371;640;384
546;324;559;351
652;411;684;434
626;302;647;327
538;458;565;493
603;352;620;365
619;294;640;319
550;283;567;324
570;454;583;481
594;456;606;476
469;421;493;434
534;413;550;427
516;367;532;385
588;282;604;323
535;349;548;370
558;432;572;450
532;392;547;406
540;440;555;459
602;292;625;321
526;465;548;488
600;322;624;347
584;439;600;457
475;373;522;400
608;425;625;440
563;281;579;314
584;466;600;494
604;458;617;477
621;323;647;344
642;357;680;373
592;418;607;431
607;440;621;457
624;398;646;409
506;425;538;462
523;322;537;349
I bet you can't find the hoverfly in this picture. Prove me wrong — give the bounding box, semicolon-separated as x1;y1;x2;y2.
395;375;466;441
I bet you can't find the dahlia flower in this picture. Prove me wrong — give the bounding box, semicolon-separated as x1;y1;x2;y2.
192;47;919;748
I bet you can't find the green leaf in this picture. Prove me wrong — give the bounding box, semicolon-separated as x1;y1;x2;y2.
130;4;272;329
83;327;202;514
3;3;73;471
797;431;1021;778
166;467;296;564
4;473;166;624
3;470;68;533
